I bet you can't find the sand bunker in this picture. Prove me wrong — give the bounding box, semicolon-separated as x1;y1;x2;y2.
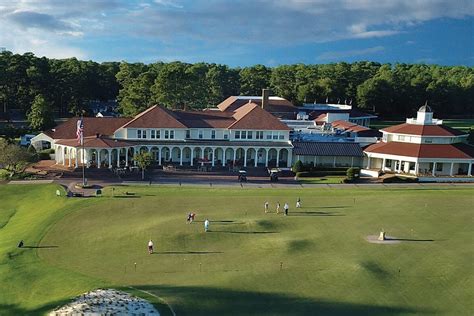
49;288;160;315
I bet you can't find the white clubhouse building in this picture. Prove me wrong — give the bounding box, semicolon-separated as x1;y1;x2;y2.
363;105;474;179
32;101;293;169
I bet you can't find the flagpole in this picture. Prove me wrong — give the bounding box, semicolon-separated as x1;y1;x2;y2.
81;113;86;187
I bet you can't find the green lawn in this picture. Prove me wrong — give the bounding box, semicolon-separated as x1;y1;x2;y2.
297;176;346;184
1;184;473;315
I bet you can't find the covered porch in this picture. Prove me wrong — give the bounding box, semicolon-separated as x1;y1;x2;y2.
365;154;473;177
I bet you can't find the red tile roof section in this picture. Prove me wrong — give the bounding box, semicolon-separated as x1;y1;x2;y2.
217;96;297;113
332;120;370;133
56;136;132;148
364;141;474;159
381;123;466;136
121;105;187;129
44;117;131;139
174;110;234;128
228;103;291;130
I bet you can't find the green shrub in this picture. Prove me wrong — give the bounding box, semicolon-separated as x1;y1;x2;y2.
382;176;418;183
27;145;37;154
346;167;361;181
40;148;55;154
292;160;304;173
296;170;347;177
38;152;51;160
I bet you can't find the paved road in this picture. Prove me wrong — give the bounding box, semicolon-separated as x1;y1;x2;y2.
52;177;474;191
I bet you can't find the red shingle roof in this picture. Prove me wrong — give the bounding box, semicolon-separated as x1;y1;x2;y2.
56;136;132;148
228;103;291;130
364;141;474;159
217;96;297;114
174;110;234;128
332;120;370;133
122;105;187;129
44;117;131;139
381;123;466;136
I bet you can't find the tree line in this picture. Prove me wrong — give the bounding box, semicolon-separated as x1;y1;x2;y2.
1;51;473;130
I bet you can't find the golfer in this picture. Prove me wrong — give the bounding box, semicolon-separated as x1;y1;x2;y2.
148;239;154;254
264;201;269;213
284;203;289;216
204;219;210;232
296;197;301;208
276;202;280;214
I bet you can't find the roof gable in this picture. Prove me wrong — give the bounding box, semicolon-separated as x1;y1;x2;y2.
122;105;187;129
381;123;466;136
45;117;131;139
228;103;291;130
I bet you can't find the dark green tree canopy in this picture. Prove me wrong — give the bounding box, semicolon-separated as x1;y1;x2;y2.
1;50;473;122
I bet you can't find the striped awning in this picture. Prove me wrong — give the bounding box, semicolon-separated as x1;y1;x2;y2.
292;142;364;157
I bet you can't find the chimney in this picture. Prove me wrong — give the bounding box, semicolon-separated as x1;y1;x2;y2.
261;89;270;109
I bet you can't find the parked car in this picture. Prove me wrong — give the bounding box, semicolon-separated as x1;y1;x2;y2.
238;170;247;182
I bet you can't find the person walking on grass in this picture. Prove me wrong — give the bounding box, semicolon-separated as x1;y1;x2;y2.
296;197;301;208
204;219;210;232
284;203;289;216
148;239;154;254
276;202;281;214
264;201;269;213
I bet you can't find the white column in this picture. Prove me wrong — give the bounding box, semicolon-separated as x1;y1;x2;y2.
468;162;472;176
134;147;138;166
276;149;280;167
117;149;120;167
333;156;336;168
180;147;183;166
367;156;371;169
74;149;78;168
201;147;205;160
211;148;216;167
97;149;101;168
108;149;112;168
398;160;402;173
190;148;194;166
243;148;247;167
382;158;386;171
158;147;162;166
351;156;354;168
287;149;293;168
265;149;269;167
415;162;419;175
450;162;454;176
432;162;436;176
68;148;72;167
125;148;129;167
233;148;237;165
254;149;258;167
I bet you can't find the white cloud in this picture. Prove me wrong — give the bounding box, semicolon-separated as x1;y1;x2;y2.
0;0;473;59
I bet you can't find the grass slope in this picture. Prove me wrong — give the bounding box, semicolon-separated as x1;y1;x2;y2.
1;185;473;315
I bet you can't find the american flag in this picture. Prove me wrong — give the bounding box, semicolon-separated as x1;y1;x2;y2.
76;119;83;145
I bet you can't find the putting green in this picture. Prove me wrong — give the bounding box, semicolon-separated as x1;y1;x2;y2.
1;184;473;315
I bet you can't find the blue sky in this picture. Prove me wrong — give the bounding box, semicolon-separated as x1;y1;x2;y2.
1;0;473;66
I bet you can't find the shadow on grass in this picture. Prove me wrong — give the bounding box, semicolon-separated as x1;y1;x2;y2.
0;298;72;316
360;261;390;279
152;251;223;255
208;231;278;234
22;245;58;249
194;220;243;225
290;211;345;217
386;238;434;242
113;195;141;199
133;284;432;316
